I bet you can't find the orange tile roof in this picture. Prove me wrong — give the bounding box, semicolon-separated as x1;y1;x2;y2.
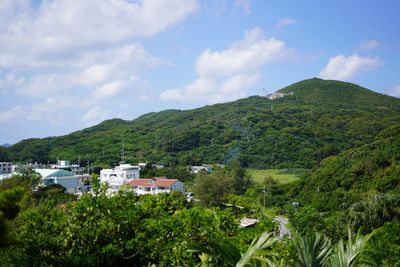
127;177;179;187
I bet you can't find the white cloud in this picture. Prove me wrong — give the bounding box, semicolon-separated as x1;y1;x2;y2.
358;39;380;51
0;0;198;68
17;73;73;97
0;105;24;122
275;17;297;30
27;98;73;121
388;85;400;98
80;64;111;86
160;74;259;103
196;27;287;77
93;81;124;99
161;27;291;103
12;44;159;98
82;106;109;123
319;54;383;81
0;0;193;127
0;98;74;122
0;72;25;94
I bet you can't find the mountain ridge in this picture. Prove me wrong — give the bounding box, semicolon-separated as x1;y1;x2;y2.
3;79;400;168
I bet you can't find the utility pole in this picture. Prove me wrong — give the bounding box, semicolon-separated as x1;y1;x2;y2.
262;185;266;208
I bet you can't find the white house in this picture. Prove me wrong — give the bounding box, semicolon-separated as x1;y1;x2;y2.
100;164;140;193
34;169;91;194
127;177;184;195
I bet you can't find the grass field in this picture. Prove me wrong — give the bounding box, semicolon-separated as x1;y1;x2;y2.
249;169;305;184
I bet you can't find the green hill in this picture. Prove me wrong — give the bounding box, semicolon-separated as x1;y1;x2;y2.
4;78;400;168
296;125;400;211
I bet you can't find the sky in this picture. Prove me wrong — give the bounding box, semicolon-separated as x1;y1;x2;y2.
0;0;399;144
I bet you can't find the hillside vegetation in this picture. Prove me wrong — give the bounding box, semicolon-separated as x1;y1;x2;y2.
280;125;400;263
4;78;400;168
295;125;400;210
249;169;303;184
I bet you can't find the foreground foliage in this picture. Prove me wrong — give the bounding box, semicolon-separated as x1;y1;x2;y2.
2;118;400;265
0;158;398;266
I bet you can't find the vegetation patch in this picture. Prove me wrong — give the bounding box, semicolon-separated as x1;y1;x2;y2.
249;169;304;184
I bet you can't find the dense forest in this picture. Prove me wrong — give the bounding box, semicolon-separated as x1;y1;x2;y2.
1;126;400;265
3;79;400;169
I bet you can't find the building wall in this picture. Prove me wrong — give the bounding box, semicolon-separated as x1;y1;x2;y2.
133;182;184;195
171;181;184;192
0;162;12;174
43;176;84;194
100;166;140;181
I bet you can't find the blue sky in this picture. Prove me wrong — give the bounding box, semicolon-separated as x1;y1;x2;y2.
0;0;399;144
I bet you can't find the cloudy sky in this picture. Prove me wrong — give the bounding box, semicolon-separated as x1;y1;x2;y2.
1;0;399;144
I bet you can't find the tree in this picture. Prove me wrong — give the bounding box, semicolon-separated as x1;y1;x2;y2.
366;221;400;266
230;160;252;195
349;193;400;233
193;170;233;206
0;187;24;246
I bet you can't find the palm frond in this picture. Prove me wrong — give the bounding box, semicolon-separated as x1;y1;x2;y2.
236;231;278;267
188;239;241;266
294;233;332;267
329;228;375;267
188;232;277;267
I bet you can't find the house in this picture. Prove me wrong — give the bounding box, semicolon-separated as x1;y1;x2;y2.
100;163;140;193
127;177;184;195
34;169;91;194
100;164;140;181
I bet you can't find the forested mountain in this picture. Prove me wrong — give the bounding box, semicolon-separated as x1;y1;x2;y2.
4;78;400;168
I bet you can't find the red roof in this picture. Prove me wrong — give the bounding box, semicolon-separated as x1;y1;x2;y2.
127;177;179;187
